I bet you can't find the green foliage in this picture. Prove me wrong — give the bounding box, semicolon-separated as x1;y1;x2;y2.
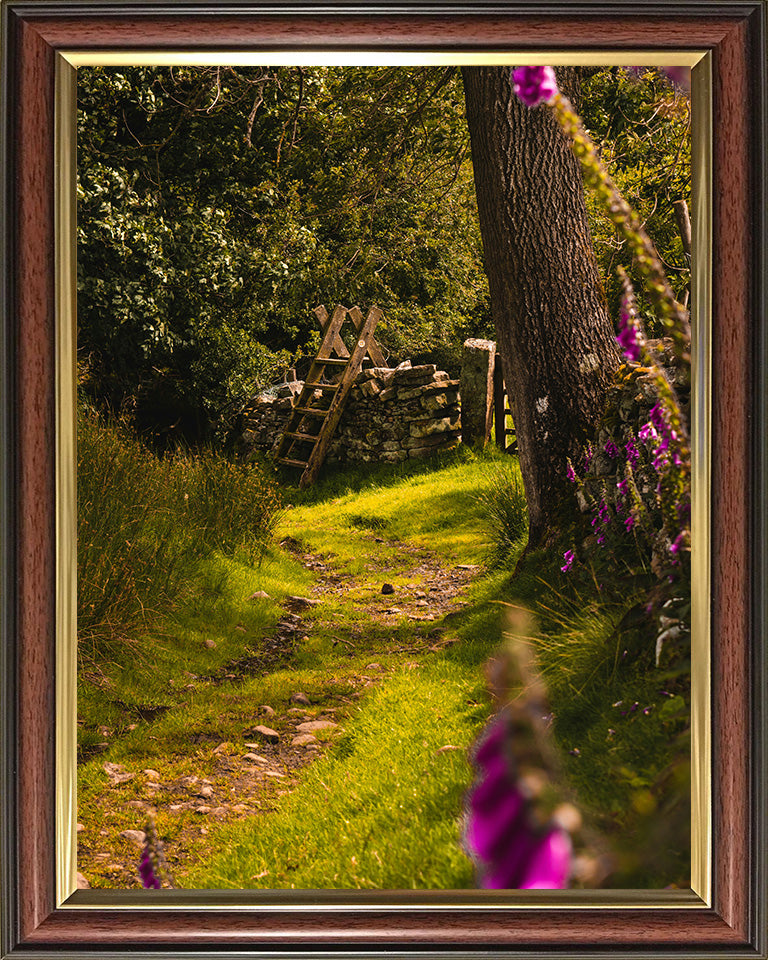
77;406;283;664
580;67;691;334
501;545;690;887
77;66;490;442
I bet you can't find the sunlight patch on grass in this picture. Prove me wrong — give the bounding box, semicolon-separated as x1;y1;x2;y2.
178;660;485;889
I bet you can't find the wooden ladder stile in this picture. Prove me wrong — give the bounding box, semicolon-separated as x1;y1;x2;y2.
275;304;383;488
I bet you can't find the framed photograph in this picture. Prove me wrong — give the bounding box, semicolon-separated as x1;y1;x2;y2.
1;2;766;957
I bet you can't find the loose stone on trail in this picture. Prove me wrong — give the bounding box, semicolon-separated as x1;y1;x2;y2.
204;638;217;649
251;725;280;743
259;704;276;716
290;692;311;706
381;583;395;595
249;590;271;601
292;734;319;747
103;762;134;785
119;829;146;846
296;720;338;734
285;596;320;611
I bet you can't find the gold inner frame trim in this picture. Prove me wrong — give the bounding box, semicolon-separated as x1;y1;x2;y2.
56;49;712;910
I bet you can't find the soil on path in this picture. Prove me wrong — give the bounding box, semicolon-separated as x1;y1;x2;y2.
77;535;481;889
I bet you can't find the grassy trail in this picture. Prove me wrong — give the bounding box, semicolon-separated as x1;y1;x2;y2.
77;452;516;889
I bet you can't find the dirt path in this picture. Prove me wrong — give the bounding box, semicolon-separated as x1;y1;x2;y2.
78;536;481;888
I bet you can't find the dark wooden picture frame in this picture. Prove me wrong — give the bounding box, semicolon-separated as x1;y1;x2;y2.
1;2;766;956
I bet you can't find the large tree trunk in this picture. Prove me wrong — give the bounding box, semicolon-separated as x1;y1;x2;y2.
462;66;621;547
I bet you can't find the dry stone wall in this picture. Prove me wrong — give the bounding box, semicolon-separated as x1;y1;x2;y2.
240;361;461;465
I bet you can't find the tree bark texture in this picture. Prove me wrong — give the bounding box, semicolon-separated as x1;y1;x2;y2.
462;66;621;546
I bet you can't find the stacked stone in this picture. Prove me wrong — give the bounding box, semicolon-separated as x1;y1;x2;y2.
240;381;301;455
576;337;691;562
328;362;461;464
238;361;461;463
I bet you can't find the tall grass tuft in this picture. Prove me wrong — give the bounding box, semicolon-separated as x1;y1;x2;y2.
77;408;282;664
477;459;528;567
176;450;283;564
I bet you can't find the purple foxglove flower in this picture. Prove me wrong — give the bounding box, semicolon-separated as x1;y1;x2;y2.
464;712;571;889
604;440;620;459
511;66;559;107
566;461;577;483
638;421;658;444
561;549;575;573
649;403;667;435
615;272;645;362
625;438;640;469
624;515;636;532
616;309;643;362
138;845;161;889
669;531;687;556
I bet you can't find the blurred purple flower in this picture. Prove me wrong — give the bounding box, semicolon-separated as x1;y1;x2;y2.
616;308;643;362
625;65;690;94
604;440;620;459
625;437;640;469
138;845;161;890
561;549;575;573
464;713;571;889
566;461;577;483
511;66;559;107
663;66;691;91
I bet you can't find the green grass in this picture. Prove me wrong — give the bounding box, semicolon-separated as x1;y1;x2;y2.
280;447;515;568
179;661;484;889
484;544;691;887
78;440;689;890
78;444;514;889
78;407;283;667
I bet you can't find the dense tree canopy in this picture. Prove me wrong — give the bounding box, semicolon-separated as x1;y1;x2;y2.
77;65;689;448
77;65;490;442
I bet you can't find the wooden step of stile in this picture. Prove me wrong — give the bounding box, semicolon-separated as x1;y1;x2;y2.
282;431;320;443
298;306;382;489
275;305;382;484
274;305;348;464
